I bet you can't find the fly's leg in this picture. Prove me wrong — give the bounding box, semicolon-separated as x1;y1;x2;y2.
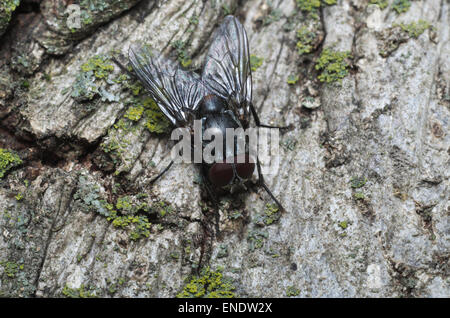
196;171;220;273
201;170;221;238
249;103;286;211
197;219;213;274
111;56;137;80
249;102;292;130
149;160;174;184
256;157;285;212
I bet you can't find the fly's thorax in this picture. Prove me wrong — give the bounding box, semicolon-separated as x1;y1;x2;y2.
198;94;228;115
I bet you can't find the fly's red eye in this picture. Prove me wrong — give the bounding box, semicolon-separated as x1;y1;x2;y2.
208;163;234;187
235;154;255;180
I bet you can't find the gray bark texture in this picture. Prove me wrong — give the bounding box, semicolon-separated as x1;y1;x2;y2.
0;0;449;298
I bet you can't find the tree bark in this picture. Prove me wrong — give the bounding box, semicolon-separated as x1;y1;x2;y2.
0;0;448;297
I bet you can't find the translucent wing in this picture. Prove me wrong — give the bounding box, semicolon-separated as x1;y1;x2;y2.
202;15;252;117
128;44;206;126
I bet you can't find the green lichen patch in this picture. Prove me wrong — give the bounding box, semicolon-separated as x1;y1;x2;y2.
369;0;388;9
263;7;283;26
0;261;24;278
395;20;431;38
124;105;144;122
296;0;321;12
377;20;432;57
0;148;22;179
172;40;192;68
296;26;318;55
253;203;281;226
0;0;20;36
337;220;350;237
247;230;269;251
81;55;114;79
142;97;171;134
70;54;117;103
350;176;367;188
338;220;348;229
73;175;173;241
104;195;172;241
250;55;264;72
286;286;300;297
62;284;97;298
119;74;170;133
176;267;236;298
353;192;365;200
281;137;298;151
392;0;411;14
109;214;151;241
15;192;23;201
315;49;351;83
287;74;300;85
296;0;337;19
100;96;169;173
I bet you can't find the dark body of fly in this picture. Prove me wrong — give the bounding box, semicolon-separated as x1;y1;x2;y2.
128;15;285;211
197;94;255;191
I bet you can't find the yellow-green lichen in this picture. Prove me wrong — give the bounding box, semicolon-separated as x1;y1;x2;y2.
296;0;337;19
80;55;114;79
338;220;348;229
62;284;97;298
395;20;431;38
263;203;280;225
392;0;411;14
73;176;171;241
172;40;192;68
0;1;20;35
142;97;171;134
315;49;351;83
176;267;236;298
296;0;321;12
287;74;299;85
369;0;388;9
263;7;282;26
247;230;269;251
296;26;317;55
250;54;264;72
109;214;151;241
71;54;117;102
0;148;22;179
1;261;23;278
350;176;367;188
377;20;432;58
353;192;365;200
124;105;144;121
286;286;300;297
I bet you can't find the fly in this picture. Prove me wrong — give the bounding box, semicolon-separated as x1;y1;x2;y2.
119;15;289;213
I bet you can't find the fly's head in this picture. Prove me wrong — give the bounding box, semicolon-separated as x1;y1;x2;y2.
206;153;255;192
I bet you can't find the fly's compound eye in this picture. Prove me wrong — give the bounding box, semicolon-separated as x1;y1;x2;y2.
234;154;255;180
208;163;234;187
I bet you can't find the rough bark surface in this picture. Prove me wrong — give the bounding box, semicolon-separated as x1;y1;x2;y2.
0;0;448;297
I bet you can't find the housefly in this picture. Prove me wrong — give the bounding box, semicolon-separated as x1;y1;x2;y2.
127;15;287;212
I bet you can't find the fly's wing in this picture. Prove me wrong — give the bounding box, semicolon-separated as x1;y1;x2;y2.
202;15;252;118
128;44;206;126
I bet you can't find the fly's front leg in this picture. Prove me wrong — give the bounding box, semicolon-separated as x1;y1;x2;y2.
200;170;221;238
255;157;285;212
111;56;137;80
149;160;174;184
249;102;292;130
